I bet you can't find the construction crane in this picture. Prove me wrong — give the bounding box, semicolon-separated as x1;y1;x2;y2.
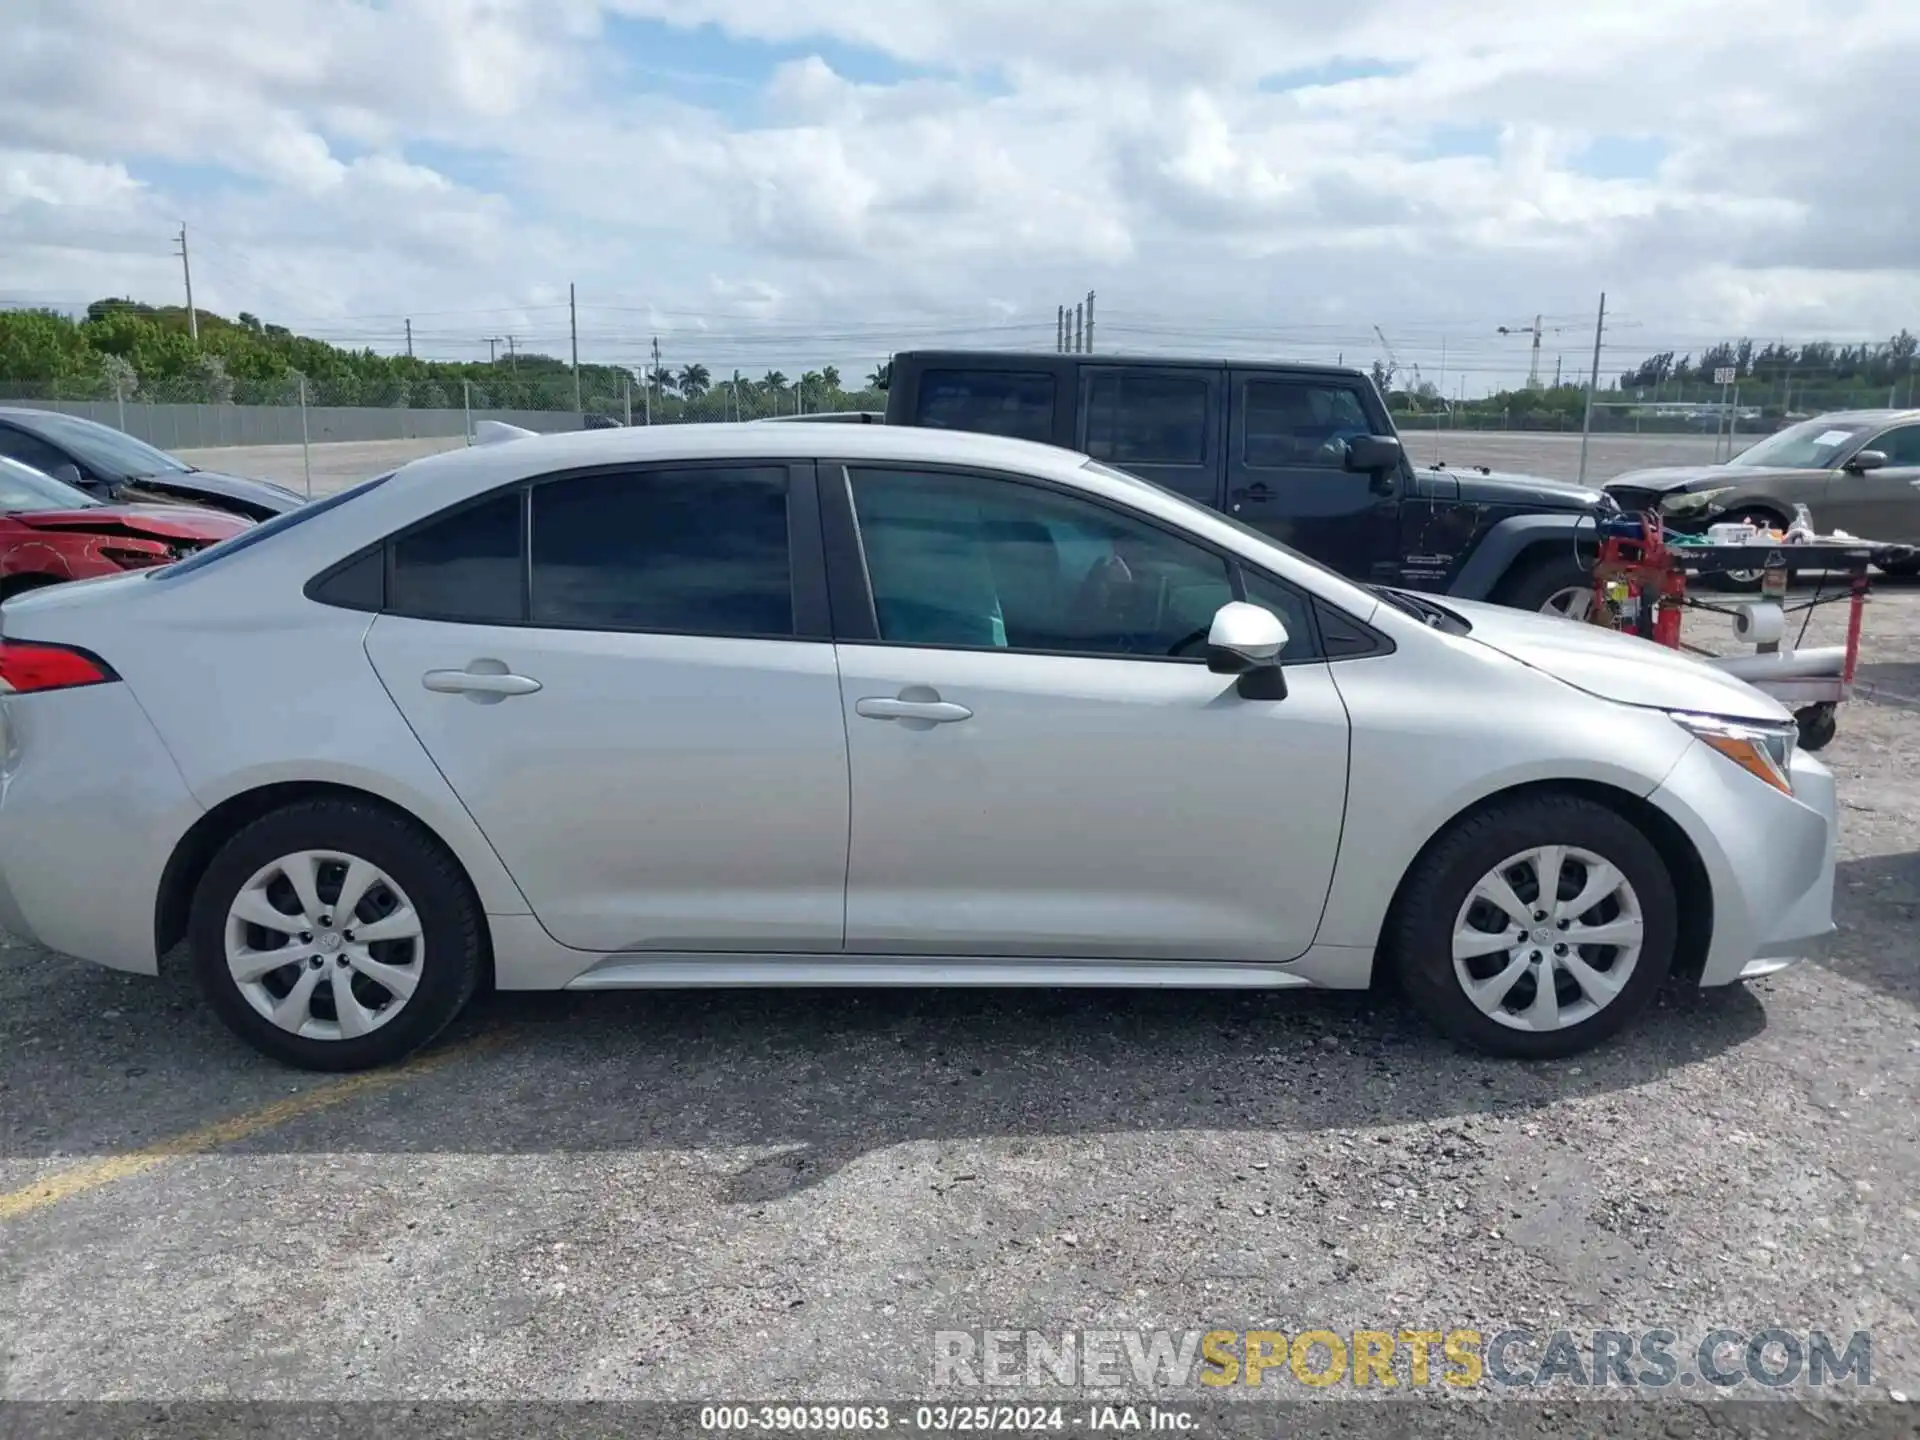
1372;325;1400;392
1496;316;1576;391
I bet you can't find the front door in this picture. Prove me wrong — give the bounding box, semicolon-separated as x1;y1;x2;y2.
829;463;1351;963
362;463;850;953
1224;370;1401;581
1824;423;1920;543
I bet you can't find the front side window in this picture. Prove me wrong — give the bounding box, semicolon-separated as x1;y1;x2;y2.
1865;424;1920;466
848;467;1242;659
529;466;793;637
914;370;1056;443
1082;372;1209;466
14;413;189;479
388;490;524;624
0;454;98;511
0;425;75;478
1243;380;1377;469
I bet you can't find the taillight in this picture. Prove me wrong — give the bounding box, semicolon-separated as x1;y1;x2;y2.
0;640;119;694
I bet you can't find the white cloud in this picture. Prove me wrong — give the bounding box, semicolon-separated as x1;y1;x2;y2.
1;0;1917;386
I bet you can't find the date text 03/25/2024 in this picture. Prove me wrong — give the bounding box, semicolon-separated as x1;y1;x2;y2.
698;1403;1196;1433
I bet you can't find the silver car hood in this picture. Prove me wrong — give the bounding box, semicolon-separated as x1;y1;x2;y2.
1440;597;1793;723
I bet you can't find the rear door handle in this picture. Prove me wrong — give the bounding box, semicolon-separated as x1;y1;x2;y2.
423;665;542;700
855;697;972;724
1233;482;1273;502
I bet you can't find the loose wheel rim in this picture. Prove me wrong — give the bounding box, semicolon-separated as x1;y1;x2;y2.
224;849;425;1041
1451;845;1644;1033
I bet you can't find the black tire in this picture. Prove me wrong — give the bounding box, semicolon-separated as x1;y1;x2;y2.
1794;704;1838;751
188;798;485;1071
1497;550;1596;618
1389;793;1678;1060
1877;556;1919;578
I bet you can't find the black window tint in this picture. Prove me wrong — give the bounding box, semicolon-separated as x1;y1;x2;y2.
1244;380;1378;469
309;549;385;610
849;467;1233;659
914;370;1055;442
530;466;792;636
1870;425;1920;465
389;490;525;623
1083;373;1208;465
0;426;73;476
1235;569;1319;664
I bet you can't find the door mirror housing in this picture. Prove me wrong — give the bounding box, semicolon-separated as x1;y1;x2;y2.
1845;449;1888;473
48;461;86;488
1206;601;1290;699
1343;434;1403;475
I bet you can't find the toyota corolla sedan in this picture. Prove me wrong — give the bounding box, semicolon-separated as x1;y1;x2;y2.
0;425;1837;1070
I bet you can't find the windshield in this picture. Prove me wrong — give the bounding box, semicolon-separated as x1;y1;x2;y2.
0;453;101;512
1728;418;1874;470
18;412;192;480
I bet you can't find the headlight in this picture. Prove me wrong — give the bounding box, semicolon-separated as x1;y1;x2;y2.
1669;711;1797;794
1660;486;1735;516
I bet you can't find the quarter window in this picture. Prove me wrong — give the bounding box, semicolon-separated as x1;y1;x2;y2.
388;490;525;624
914;370;1056;443
1082;372;1209;466
529;466;793;637
849;467;1242;660
1243;380;1377;469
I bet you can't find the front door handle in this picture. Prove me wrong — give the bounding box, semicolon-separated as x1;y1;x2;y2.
1232;482;1273;503
855;696;972;724
423;663;542;701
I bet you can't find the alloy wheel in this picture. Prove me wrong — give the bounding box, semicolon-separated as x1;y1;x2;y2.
224;849;425;1041
1450;845;1644;1032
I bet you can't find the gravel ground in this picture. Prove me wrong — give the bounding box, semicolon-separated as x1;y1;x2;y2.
0;581;1914;1427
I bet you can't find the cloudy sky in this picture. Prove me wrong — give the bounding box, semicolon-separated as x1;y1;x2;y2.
3;0;1916;392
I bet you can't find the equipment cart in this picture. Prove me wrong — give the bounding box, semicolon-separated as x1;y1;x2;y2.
1587;512;1909;751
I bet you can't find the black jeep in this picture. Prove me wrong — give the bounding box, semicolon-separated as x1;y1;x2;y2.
883;351;1611;613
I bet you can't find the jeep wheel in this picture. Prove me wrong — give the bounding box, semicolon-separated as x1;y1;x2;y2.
1500;551;1599;621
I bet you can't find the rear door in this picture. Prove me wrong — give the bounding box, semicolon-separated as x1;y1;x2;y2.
1075;365;1224;509
362;461;851;954
1224;371;1401;581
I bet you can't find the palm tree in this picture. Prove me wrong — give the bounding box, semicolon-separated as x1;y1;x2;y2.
761;370;788;394
867;361;891;391
820;364;841;395
647;365;676;398
677;363;710;398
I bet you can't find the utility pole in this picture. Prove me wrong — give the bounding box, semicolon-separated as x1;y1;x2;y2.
484;336;501;364
1057;305;1065;353
1085;291;1095;354
174;226;198;341
1074;302;1084;354
651;336;662;402
506;335;518;370
569;283;582;412
404;318;413;358
1576;292;1606;487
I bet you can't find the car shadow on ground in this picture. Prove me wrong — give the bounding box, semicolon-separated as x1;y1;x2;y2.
1820;851;1920;1008
1;933;1771;1201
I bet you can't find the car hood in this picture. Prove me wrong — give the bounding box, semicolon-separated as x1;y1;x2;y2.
1420;464;1608;510
10;504;253;542
121;469;305;515
1441;595;1792;723
1605;463;1812;499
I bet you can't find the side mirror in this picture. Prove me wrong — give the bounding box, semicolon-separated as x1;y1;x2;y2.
1343;434;1403;474
49;462;86;488
1845;449;1888;473
1206;601;1289;700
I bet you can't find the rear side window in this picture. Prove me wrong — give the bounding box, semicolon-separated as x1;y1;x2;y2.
1083;372;1209;465
914;370;1055;443
529;466;793;636
388;490;525;623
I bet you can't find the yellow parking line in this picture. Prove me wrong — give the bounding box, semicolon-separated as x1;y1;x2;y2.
0;1031;504;1222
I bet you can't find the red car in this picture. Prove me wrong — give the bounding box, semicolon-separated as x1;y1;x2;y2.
0;453;252;601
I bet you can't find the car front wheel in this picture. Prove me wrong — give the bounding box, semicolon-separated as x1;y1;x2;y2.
1389;794;1678;1059
188;798;485;1070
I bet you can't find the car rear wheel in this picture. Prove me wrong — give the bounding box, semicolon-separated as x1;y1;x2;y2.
1390;794;1678;1059
188;798;484;1071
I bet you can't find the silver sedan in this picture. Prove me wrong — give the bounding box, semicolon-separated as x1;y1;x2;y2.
0;424;1836;1069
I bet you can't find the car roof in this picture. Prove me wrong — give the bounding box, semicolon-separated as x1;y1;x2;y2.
391;420;1094;490
891;348;1370;381
1802;409;1920;426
